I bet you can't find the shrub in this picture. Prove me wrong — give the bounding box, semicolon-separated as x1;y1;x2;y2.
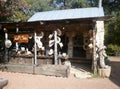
106;44;120;56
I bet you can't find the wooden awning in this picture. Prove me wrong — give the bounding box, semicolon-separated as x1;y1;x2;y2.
0;16;111;32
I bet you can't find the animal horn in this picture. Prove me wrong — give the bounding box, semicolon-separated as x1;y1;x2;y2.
49;40;54;47
38;32;44;38
48;34;53;39
48;49;54;55
59;42;63;48
40;32;44;37
57;37;61;43
56;29;62;36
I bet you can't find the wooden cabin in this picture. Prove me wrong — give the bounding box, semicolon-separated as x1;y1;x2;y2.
0;7;109;76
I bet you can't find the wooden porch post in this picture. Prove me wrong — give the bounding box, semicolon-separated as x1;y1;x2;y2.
54;31;58;65
92;30;97;74
4;29;8;62
67;32;75;58
34;31;37;65
16;27;19;52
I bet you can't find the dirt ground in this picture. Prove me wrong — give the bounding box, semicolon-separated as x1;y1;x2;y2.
0;56;120;89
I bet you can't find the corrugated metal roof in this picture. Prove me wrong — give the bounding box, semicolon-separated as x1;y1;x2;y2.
28;7;104;22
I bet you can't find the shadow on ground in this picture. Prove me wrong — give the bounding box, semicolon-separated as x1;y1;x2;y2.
109;60;120;87
71;63;92;72
70;62;92;78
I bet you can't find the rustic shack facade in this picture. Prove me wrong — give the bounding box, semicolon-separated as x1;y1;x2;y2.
0;7;109;76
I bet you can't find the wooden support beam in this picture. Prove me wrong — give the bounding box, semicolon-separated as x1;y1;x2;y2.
34;31;37;65
15;27;19;52
92;30;97;74
4;31;8;62
54;31;58;65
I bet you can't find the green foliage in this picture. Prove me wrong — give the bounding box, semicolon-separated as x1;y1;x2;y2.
105;12;120;46
27;0;51;13
107;44;120;56
46;0;89;10
7;11;30;22
71;0;90;8
0;0;11;21
103;0;120;15
0;0;30;22
105;16;120;56
104;1;120;57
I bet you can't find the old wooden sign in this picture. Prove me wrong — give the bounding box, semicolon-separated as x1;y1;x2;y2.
14;34;29;43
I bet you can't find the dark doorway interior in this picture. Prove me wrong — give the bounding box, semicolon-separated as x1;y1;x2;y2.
73;34;86;57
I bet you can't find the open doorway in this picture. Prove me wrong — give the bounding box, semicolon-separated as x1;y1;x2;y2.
73;34;86;58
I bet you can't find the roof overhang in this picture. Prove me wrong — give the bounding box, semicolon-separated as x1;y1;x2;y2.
0;16;111;29
28;7;105;22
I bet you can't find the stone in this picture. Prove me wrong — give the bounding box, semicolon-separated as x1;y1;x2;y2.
0;78;8;89
98;66;111;78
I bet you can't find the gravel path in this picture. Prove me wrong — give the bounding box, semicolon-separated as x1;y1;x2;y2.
0;56;120;89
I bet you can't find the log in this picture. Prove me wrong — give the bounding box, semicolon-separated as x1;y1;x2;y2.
2;64;70;77
4;64;33;74
35;65;70;77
